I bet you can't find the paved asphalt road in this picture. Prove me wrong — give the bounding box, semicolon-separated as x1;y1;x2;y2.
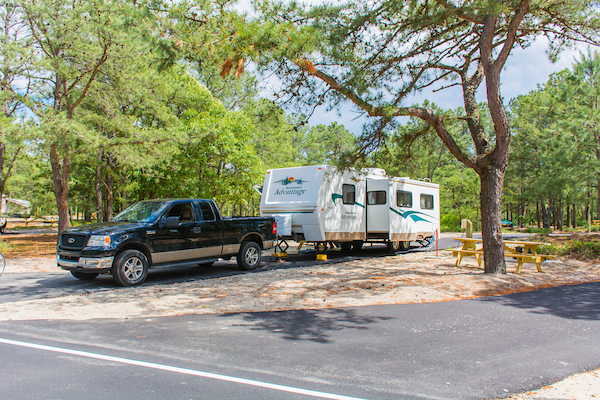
3;232;597;399
1;283;599;399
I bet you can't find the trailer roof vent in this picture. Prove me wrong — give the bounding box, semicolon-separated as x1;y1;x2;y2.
361;168;387;176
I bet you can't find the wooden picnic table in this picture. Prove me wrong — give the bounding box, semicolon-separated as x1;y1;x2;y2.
502;240;554;273
452;238;555;273
452;238;484;267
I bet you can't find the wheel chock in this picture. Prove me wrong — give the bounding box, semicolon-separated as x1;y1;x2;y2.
272;252;288;258
316;254;327;261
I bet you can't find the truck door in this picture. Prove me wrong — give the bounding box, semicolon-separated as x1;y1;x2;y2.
151;201;200;264
366;178;390;236
194;201;224;258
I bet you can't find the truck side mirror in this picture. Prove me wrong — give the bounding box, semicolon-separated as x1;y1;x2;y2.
160;216;180;229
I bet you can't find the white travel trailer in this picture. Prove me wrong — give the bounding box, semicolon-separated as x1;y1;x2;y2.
259;165;440;252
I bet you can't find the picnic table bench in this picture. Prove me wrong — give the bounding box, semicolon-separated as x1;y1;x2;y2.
452;238;484;267
503;240;556;273
452;238;555;273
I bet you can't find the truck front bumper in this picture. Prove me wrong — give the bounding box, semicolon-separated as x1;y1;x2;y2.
57;254;114;274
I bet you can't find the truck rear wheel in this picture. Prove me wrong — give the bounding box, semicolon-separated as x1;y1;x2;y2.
237;241;261;270
70;271;99;280
112;249;149;286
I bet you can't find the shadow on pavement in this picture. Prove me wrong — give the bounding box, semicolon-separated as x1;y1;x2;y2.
221;308;395;343
477;281;600;321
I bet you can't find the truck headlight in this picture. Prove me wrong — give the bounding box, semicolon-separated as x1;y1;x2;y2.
86;235;112;248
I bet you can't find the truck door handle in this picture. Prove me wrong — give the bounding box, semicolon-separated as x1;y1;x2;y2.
192;227;202;234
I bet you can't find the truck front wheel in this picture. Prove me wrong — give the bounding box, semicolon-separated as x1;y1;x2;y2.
237;241;261;270
112;249;149;286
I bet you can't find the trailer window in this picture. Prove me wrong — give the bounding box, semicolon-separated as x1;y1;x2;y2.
342;184;355;205
420;194;434;210
367;191;387;205
397;190;412;208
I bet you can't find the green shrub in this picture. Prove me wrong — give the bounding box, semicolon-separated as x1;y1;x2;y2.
524;227;552;234
0;240;15;253
440;213;462;232
538;239;600;259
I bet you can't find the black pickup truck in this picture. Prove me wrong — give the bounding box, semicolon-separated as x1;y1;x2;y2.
57;199;276;286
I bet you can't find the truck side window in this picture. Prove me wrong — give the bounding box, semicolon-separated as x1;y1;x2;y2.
167;203;195;223
199;202;216;221
367;191;387;205
342;184;355;205
397;190;412;208
420;194;434;210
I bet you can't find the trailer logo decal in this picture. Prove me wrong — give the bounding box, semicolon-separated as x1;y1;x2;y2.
390;208;430;222
272;177;307;197
276;177;306;186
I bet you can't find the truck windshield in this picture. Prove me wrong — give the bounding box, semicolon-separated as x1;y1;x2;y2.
112;201;169;223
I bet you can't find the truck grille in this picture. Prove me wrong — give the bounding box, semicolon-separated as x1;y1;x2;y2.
59;255;79;262
60;233;89;250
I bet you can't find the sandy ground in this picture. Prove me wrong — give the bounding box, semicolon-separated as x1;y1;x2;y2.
1;246;599;399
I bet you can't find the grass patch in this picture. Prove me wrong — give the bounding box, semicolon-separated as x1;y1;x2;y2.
538;239;600;260
0;234;57;257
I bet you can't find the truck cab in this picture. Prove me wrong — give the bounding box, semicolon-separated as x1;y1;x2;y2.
57;199;276;286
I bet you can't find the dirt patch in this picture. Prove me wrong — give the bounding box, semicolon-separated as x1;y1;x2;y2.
1;232;598;321
1;249;599;322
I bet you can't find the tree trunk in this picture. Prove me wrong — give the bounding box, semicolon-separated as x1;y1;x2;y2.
50;144;70;232
106;173;114;221
95;150;104;222
597;178;600;220
547;194;554;229
557;198;563;230
479;167;506;274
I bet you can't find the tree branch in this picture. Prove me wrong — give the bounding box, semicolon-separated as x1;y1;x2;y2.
435;0;483;25
494;0;531;71
295;59;477;169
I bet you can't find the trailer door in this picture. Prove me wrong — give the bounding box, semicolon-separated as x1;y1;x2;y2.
366;178;390;235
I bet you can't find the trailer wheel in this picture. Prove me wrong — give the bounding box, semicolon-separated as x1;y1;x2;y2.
387;241;402;253
237;241;262;270
315;243;327;253
352;241;363;252
399;241;410;251
340;242;353;253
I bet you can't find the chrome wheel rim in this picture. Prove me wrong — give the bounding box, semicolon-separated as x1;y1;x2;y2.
124;257;144;280
245;246;259;266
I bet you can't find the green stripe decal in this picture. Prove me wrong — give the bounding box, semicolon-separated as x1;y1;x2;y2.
332;194;365;208
390;208;430;222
